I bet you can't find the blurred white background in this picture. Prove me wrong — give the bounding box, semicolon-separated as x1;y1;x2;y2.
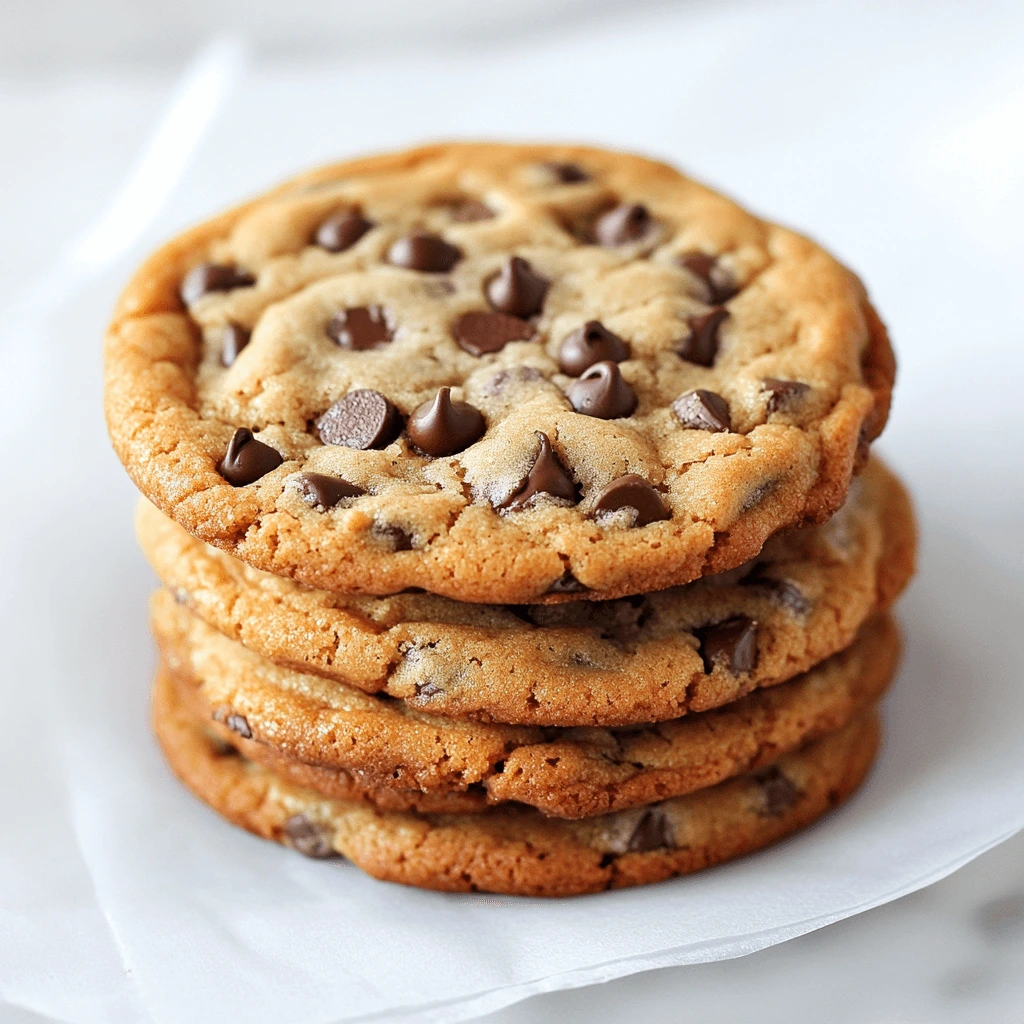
2;1;1023;1022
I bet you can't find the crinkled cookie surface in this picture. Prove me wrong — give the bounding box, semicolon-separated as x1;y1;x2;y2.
106;143;895;602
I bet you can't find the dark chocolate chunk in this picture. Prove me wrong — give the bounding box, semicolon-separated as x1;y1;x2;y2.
316;390;403;450
546;161;589;183
743;566;812;616
407;387;485;456
500;432;577;510
387;233;461;272
485;256;549;318
557;320;630;376
695;616;759;674
453;311;534;356
326;305;392;350
593;475;670;526
672;389;732;432
449;199;494;222
593;203;652;246
677;250;738;304
546;571;588;594
762;378;810;414
675;308;729;367
753;766;801;817
292;472;365;510
224;713;252;739
282;814;339;859
220;322;251;367
627;808;675;852
372;522;414;551
315;209;373;252
217;427;283;486
180;263;255;306
567;360;637;419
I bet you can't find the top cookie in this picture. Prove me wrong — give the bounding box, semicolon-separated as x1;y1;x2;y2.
105;142;894;603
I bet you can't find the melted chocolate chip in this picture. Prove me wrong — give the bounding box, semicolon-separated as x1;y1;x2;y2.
282;814;339;859
453;311;533;356
753;766;801;817
485;257;549;318
675;308;729;367
292;472;365;510
593;475;670;526
180;263;255;306
500;432;577;510
315;209;373;252
316;390;403;450
743;566;812;616
677;251;738;304
695;616;759;674
593;203;652;246
224;713;252;739
218;428;283;486
546;161;589;183
762;378;810;413
387;233;462;272
546;571;588;594
557;321;630;376
407;387;485;456
483;366;544;396
449;199;493;222
672;389;732;432
626;808;675;852
567;361;637;418
372;523;414;551
326;305;392;350
220;322;251;367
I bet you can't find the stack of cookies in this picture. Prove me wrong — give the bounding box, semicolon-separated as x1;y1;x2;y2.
105;143;915;896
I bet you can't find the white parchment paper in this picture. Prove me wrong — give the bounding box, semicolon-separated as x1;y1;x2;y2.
2;2;1024;1021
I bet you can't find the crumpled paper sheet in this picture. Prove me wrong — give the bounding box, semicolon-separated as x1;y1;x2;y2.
2;1;1024;1021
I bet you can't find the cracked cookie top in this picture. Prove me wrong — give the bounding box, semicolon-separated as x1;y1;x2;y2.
105;142;895;603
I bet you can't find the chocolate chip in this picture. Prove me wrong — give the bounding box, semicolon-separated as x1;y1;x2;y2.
500;432;577;510
452;311;534;356
567;360;637;419
677;251;738;304
546;161;589;183
675;308;729;367
415;681;445;698
546;571;588;594
372;523;414;551
180;263;255;306
387;233;462;272
224;713;252;739
742;480;776;512
449;199;493;222
753;766;800;817
316;390;403;450
672;389;731;432
485;257;549;318
695;616;759;674
220;322;251;367
557;321;630;376
407;387;486;456
326;305;392;350
593;475;670;526
217;428;283;486
627;808;675;852
743;567;812;616
762;378;810;413
315;209;373;252
593;203;653;246
292;472;365;510
282;814;339;859
483;366;544;396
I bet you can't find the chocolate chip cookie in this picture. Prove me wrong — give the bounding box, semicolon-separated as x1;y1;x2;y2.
153;663;880;896
106;142;894;603
140;456;914;727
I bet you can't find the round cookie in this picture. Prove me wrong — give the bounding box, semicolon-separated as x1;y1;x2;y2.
106;142;895;604
153;667;881;897
140;456;915;727
154;588;898;817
